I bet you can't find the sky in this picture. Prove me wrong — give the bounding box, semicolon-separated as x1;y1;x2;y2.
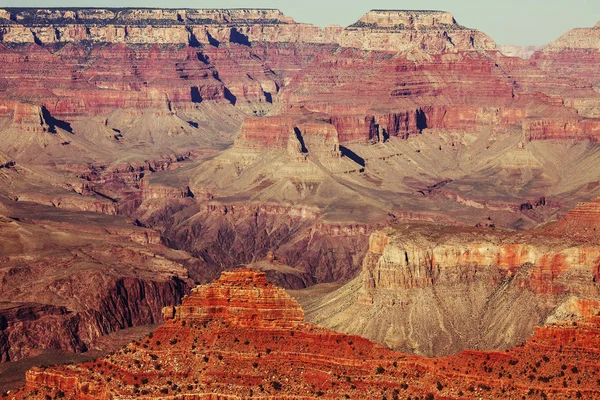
3;0;600;46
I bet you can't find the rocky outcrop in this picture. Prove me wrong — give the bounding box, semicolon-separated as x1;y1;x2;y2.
0;199;195;363
523;117;600;141
162;269;304;328
9;269;600;399
531;21;600;116
542;22;600;52
545;196;600;243
302;225;600;356
1;102;49;132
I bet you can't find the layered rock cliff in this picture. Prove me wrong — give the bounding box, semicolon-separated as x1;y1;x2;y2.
531;20;600;117
8;269;600;399
302;225;600;356
0;8;494;52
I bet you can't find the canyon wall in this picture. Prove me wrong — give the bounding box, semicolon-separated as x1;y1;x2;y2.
0;200;195;363
9;269;600;399
0;8;494;52
302;225;600;356
2;8;600;375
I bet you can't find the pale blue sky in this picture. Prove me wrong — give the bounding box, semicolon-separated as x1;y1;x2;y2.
3;0;600;46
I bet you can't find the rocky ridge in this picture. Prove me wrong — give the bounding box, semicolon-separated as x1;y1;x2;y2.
301;225;600;357
532;20;600;117
0;8;494;52
8;269;600;399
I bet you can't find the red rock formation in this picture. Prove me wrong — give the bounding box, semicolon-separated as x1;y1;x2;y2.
3;102;49;132
8;269;600;399
162;269;305;328
523;117;600;141
303;225;600;356
531;20;600;117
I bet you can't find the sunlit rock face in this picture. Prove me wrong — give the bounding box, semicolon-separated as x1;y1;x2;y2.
302;225;600;357
9;269;600;399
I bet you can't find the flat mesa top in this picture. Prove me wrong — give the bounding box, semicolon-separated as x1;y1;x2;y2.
0;8;464;29
0;8;294;25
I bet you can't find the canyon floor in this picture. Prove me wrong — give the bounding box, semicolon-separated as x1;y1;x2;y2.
1;6;600;398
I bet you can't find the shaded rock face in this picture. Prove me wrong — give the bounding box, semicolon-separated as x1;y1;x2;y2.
0;279;187;364
138;201;371;284
302;226;600;357
9;269;600;399
0;200;194;364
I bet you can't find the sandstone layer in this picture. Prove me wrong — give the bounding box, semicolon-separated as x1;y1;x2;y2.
8;269;600;399
0;8;494;52
301;225;600;357
532;20;600;117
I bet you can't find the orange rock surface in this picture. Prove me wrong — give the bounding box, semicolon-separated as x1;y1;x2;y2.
7;269;600;399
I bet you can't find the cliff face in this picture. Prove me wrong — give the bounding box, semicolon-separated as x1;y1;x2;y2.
0;8;493;52
302;225;600;357
9;269;600;399
0;7;497;123
0;199;194;364
531;21;600;117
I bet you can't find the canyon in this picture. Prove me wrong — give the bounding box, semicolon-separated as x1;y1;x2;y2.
0;6;600;397
8;269;600;399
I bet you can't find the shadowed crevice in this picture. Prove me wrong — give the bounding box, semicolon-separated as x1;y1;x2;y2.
340;146;365;167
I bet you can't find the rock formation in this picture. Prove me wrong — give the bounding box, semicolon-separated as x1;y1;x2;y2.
301;225;600;357
531;20;600;117
8;269;600;399
0;8;494;52
2;8;600;387
0;198;195;364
